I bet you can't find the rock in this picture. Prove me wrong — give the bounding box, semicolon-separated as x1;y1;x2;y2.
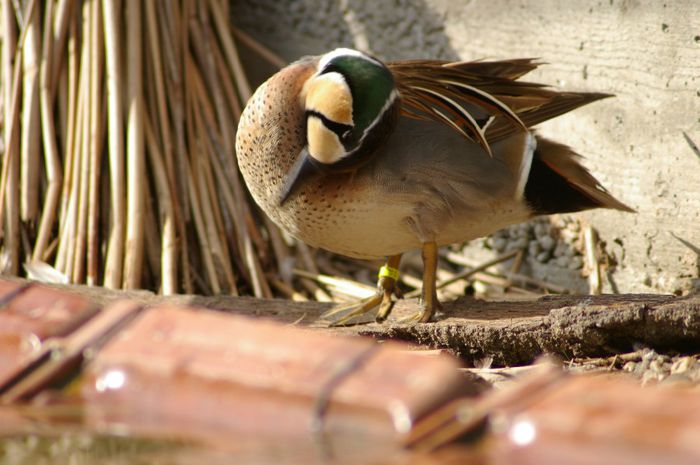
538;235;555;251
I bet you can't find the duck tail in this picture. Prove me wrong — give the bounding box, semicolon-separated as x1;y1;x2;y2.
524;136;634;215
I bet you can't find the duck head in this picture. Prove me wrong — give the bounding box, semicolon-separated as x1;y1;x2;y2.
279;48;400;204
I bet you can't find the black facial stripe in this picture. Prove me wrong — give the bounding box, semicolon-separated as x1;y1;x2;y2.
306;110;354;142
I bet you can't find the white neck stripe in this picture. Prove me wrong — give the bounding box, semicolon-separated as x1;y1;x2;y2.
318;48;384;72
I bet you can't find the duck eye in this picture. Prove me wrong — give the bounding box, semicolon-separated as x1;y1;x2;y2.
306;110;353;141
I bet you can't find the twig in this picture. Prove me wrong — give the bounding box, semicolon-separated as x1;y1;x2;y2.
406;249;521;298
293;268;376;299
269;277;308;302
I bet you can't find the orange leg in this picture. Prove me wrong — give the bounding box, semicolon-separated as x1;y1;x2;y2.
418;241;440;323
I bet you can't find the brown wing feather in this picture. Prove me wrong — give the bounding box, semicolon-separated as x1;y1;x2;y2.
487;92;612;141
388;58;612;148
445;58;541;80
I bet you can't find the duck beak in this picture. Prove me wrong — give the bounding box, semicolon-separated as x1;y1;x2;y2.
279;147;318;205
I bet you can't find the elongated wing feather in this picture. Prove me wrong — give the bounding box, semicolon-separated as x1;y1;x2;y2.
388;59;611;150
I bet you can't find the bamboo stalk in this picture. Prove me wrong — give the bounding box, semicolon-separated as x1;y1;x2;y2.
57;7;77;231
186;153;221;294
201;144;238;294
56;58;68;164
0;0;19;274
206;0;251;101
122;0;145;289
190;19;258;297
59;71;83;278
86;0;104;285
10;0;22;23
49;0;75;90
54;11;77;274
175;0;192;221
183;41;220;294
19;0;40;223
71;0;92;284
196;150;235;293
0;0;17;230
101;0;125;288
145;0;175;207
211;41;241;120
192;10;239;266
34;0;64;262
264;217;293;282
142;176;161;284
144;115;176;295
163;1;192;293
198;144;238;295
0;0;37;272
205;1;276;296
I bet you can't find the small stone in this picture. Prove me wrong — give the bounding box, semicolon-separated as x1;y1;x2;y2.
568;256;584;270
561;229;578;242
528;240;541;256
538;235;555;251
556;256;570;268
553;243;567;258
649;359;664;374
641;370;660;386
472;280;489;295
491;237;507;252
536;251;551;263
508;237;528;251
533;222;549;237
622;361;636;372
670;357;696;375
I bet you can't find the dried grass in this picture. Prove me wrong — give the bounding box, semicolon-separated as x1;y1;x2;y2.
0;0;315;298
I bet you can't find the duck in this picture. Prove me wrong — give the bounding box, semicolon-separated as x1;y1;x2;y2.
235;48;633;324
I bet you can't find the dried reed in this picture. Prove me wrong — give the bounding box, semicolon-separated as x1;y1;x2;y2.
0;0;322;299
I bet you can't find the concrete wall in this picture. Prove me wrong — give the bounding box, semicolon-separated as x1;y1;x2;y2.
231;0;700;294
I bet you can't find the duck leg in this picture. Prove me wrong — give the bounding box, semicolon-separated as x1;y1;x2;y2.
399;241;441;323
375;254;403;322
321;254;402;326
418;241;441;322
